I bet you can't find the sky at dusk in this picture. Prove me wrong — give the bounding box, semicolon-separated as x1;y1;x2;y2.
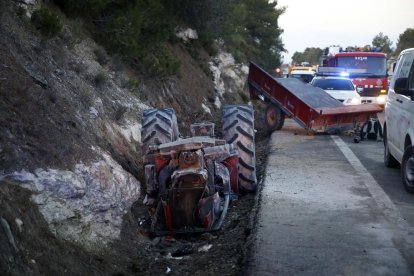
276;0;414;63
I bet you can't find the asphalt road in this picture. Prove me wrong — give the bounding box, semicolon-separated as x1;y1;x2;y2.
246;119;414;275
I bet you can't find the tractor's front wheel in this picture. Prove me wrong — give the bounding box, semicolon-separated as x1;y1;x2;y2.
141;108;179;159
140;108;179;207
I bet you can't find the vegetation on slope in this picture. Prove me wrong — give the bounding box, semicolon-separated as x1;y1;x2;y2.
50;0;285;75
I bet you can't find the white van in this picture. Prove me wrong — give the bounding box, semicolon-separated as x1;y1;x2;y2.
383;48;414;193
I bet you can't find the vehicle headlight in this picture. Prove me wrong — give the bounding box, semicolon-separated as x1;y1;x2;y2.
376;95;387;105
346;97;361;105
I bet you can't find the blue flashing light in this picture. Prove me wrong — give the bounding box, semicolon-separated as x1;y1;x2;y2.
340;72;349;77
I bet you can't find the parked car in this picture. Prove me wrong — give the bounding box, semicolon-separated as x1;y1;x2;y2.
383;47;414;193
310;76;362;105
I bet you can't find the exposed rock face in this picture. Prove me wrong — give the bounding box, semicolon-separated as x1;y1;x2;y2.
3;152;140;251
2;1;147;251
15;0;40;17
175;27;199;42
209;49;249;108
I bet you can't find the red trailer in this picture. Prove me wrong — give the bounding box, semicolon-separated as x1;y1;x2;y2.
248;62;383;134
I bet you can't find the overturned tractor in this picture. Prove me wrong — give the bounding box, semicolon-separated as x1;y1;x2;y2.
139;105;257;234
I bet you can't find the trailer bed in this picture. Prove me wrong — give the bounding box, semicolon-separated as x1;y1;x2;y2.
248;62;383;133
274;78;343;108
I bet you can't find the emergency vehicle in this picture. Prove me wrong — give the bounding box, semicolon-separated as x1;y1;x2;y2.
311;70;361;106
287;63;316;83
321;46;388;106
288;69;315;83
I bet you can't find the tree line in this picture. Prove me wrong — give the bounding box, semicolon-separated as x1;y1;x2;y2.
291;28;414;66
49;0;285;76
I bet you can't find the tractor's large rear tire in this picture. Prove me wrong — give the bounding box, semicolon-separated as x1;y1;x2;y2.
222;105;257;192
141;108;179;159
265;103;285;132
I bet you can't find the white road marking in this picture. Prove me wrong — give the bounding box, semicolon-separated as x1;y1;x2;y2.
331;135;414;247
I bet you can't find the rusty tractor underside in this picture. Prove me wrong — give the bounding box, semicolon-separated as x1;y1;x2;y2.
139;106;257;235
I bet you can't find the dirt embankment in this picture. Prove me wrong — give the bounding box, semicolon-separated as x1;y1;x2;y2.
0;1;270;275
1;122;269;275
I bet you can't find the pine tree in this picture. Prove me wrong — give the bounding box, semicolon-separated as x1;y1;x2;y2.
395;28;414;56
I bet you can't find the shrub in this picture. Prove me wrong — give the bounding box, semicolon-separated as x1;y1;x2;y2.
126;79;140;92
16;6;26;17
79;86;94;106
125;79;147;100
185;42;201;60
111;55;124;72
94;47;109;65
204;40;219;57
94;72;107;88
66;19;86;48
144;52;181;78
199;61;212;78
31;8;62;38
115;105;127;121
238;90;250;104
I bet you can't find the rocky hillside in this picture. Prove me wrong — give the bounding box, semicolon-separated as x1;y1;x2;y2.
0;1;262;274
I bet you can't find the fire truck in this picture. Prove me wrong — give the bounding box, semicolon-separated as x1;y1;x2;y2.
321;46;388;106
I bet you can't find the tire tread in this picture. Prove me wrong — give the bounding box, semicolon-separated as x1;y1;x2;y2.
222;105;257;192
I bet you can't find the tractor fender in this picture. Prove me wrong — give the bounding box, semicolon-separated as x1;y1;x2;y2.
215;162;231;195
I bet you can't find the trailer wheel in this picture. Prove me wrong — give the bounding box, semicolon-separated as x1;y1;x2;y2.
141;108;179;160
265;103;285;132
402;146;414;194
222;105;257;192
